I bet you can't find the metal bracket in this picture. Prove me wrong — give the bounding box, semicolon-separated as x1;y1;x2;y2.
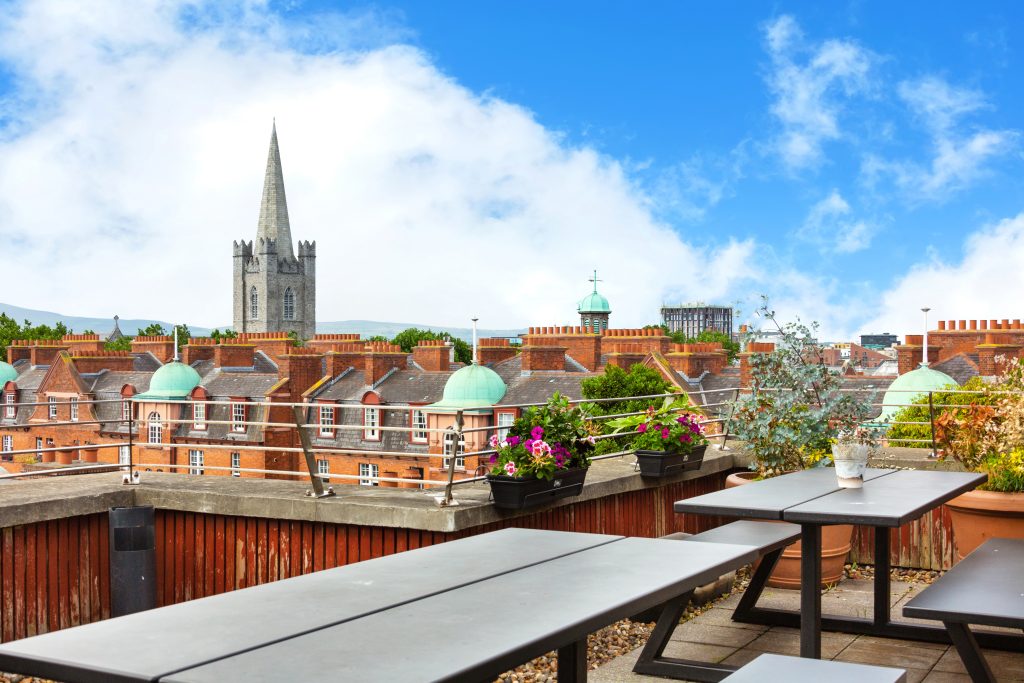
306;486;335;498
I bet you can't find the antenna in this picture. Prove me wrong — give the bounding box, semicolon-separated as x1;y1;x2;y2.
921;307;931;366
173;325;180;363
471;318;479;365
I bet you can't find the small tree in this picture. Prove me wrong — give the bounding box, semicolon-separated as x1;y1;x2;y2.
389;328;472;365
581;364;677;454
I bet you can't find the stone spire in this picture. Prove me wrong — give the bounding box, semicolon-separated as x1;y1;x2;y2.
256;121;295;260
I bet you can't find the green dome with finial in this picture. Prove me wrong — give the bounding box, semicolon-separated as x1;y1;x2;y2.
578;270;611;313
134;361;201;401
431;364;507;412
0;361;18;386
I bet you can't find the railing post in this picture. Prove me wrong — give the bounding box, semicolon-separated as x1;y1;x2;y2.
928;391;938;459
438;410;464;507
716;388;738;451
293;405;334;498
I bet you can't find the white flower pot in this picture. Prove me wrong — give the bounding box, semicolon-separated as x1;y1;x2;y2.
832;443;870;488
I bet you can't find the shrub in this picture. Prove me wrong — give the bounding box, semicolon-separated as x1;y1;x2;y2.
885;377;992;448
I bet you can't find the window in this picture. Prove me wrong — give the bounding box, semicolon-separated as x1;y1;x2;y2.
249;286;258;319
1;436;11;453
70;397;79;422
193;402;206;430
358;462;379;486
442;432;466;470
316;458;329;482
122;400;132;422
231;452;241;477
118;446;130;466
496;412;515;442
48;397;57;419
411;409;427;443
283;288;295;321
36;437;42;456
363;407;379;440
231;402;246;433
147;412;162;444
319;404;335;437
4;393;15;419
188;449;204;475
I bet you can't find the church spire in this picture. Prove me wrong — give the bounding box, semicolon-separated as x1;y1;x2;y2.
256;121;295;260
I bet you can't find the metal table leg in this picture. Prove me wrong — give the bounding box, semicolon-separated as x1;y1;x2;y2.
557;638;588;683
945;621;996;683
874;526;892;625
800;523;822;659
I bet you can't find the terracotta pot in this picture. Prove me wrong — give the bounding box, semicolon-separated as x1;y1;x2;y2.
726;471;852;589
946;488;1024;561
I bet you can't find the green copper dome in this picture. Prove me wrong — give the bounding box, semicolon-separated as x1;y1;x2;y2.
134;361;201;401
578;270;611;314
0;361;18;385
431;363;507;412
878;364;957;424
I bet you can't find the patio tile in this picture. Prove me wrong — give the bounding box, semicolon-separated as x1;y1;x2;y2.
695;606;768;632
932;645;1024;678
586;646;667;683
661;640;739;664
743;626;858;659
668;621;761;648
921;671;972;683
834;635;947;670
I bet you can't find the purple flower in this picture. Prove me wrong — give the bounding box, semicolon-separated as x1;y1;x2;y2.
490;454;498;464
508;435;521;446
531;426;544;440
637;423;647;433
524;439;534;451
677;416;686;424
661;428;670;440
682;434;692;443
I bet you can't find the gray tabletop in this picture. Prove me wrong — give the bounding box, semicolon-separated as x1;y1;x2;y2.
721;653;906;682
162;537;760;683
784;470;987;526
0;528;620;683
903;537;1024;628
673;467;896;520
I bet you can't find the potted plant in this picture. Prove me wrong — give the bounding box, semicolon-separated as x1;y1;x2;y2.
486;393;596;510
607;396;708;478
936;356;1024;560
726;300;877;587
832;426;878;488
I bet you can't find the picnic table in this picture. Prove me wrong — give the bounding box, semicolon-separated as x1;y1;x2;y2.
0;527;759;683
672;468;1023;660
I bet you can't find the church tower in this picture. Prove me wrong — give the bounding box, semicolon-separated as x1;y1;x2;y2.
233;123;316;340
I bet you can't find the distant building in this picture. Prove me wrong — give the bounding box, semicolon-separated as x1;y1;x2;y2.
661;303;733;339
577;271;611;332
860;333;897;350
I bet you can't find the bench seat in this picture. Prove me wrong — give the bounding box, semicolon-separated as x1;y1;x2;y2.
722;653;906;682
668;520;801;554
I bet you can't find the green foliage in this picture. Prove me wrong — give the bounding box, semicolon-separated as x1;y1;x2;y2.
644;324;739;361
173;324;190;350
580;364;676;455
389;328;472;365
489;393;595;480
209;329;238;341
607;396;706;454
0;313;71;353
885;377;991;447
728;298;876;478
104;337;132;351
366;335;389;342
136;323;166;336
287;329;303;347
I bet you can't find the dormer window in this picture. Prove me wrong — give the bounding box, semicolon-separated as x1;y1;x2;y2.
122;400;132;422
231;401;247;433
4;393;15;419
193;402;207;430
319;404;335;437
363;407;380;441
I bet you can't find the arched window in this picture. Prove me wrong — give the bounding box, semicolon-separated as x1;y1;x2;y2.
249;286;258;319
283;287;295;320
147;412;162;444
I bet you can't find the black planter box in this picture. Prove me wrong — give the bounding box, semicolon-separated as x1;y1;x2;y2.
635;445;707;478
487;467;588;510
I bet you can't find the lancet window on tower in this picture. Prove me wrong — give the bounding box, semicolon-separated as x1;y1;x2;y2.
250;287;259;319
283;288;295;320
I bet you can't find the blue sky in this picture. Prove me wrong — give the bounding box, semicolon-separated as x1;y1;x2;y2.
0;1;1021;338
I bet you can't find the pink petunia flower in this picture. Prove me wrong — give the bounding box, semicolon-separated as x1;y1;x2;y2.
637;423;647;433
531;426;544;440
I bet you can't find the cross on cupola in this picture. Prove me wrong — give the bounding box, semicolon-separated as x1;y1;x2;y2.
577;269;611;332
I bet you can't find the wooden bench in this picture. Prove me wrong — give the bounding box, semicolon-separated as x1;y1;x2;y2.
722;653;906;682
902;538;1024;683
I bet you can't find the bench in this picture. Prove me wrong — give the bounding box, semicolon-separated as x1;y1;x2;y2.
721;653;906;682
634;521;801;681
902;537;1024;683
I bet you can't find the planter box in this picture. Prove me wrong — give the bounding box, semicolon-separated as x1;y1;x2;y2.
635;445;707;478
487;468;588;510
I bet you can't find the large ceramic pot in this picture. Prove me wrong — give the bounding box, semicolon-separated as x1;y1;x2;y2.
726;471;852;589
946;489;1024;561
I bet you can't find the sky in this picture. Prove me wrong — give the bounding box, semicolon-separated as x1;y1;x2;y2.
0;1;1021;340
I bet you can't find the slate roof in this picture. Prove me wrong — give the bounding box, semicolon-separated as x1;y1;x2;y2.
132;353;163;372
499;374;595;406
311;370;372;402
373;370;454;404
932;354;980;385
12;366;48;393
200;368;280;399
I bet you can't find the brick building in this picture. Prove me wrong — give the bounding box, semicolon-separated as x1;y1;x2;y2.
895;318;1024;381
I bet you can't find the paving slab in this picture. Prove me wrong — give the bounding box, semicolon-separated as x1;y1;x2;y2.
668;621;762;648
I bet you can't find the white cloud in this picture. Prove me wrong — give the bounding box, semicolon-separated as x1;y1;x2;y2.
0;0;784;331
861;76;1018;201
797;189;877;253
761;15;874;170
862;212;1024;336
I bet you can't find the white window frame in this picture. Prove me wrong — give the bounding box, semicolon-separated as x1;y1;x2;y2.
4;393;15;419
231;451;241;477
442;432;466;470
118;445;130;466
231;402;247;433
70;397;79;422
48;396;57;420
35;437;42;456
193;402;206;430
363;407;380;441
496;412;515;442
319;405;335;437
358;462;379;486
188;449;204;475
411;409;427;443
316;458;329;483
147;412;162;444
1;435;11;453
283;288;295;321
122;399;132;422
